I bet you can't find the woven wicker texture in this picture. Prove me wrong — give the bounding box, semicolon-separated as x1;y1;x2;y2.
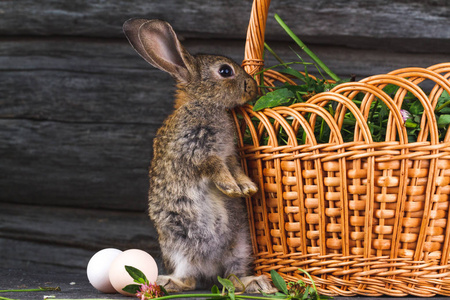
233;0;450;297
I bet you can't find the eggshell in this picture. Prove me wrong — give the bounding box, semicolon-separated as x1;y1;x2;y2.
86;248;123;293
109;249;158;295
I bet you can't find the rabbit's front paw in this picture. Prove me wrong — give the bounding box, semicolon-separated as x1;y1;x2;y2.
238;181;258;197
156;275;195;293
215;181;244;198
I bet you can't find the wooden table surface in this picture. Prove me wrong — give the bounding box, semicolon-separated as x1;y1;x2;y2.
3;267;450;300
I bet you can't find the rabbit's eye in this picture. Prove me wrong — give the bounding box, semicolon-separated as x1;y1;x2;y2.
218;65;234;78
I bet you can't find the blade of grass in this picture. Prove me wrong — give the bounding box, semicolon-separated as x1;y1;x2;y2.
255;61;314;76
0;287;60;293
274;14;341;82
264;43;287;66
297;269;319;300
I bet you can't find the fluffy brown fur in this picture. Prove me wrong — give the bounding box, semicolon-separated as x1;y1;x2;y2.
123;19;275;293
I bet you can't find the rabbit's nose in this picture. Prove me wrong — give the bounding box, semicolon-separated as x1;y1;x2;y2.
242;80;258;104
244;78;255;93
244;77;258;97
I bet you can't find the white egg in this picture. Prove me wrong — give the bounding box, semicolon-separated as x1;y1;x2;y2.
109;249;158;295
86;248;123;293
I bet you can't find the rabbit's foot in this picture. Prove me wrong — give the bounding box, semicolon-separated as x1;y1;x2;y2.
238;180;258;197
215;181;245;198
156;275;195;293
238;275;278;294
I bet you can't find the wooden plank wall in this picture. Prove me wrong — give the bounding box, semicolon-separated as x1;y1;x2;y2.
1;0;449;273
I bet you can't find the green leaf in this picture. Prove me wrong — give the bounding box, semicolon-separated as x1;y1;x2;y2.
270;270;289;295
275;291;290;297
405;120;419;128
211;284;220;294
441;90;450;99
217;276;235;300
408;133;418;143
253;88;294;111
438;114;450;128
124;265;148;285
379;101;389;120
217;276;235;292
437;105;450;114
409;100;424;115
382;84;400;96
278;68;308;82
160;285;169;296
410;114;419;123
285;84;309;94
436;91;450;113
217;276;236;300
122;284;142;294
302;286;313;299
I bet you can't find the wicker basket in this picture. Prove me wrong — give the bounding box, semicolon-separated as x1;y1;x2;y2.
232;0;450;297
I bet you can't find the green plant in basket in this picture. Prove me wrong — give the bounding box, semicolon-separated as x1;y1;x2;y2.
251;14;344;112
248;14;450;145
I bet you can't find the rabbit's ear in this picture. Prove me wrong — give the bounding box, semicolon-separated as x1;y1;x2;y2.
123;19;193;83
123;18;159;67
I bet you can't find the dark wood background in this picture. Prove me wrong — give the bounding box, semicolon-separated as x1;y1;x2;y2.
1;0;449;274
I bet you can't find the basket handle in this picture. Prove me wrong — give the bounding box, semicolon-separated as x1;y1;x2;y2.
242;0;271;76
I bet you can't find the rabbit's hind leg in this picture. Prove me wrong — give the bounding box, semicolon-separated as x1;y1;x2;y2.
156;275;195;293
157;253;197;292
238;275;277;294
223;226;276;294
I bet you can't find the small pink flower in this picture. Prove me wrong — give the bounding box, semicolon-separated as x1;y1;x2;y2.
136;283;165;300
401;109;412;122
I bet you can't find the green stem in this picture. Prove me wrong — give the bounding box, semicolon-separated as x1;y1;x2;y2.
435;99;450;112
274;14;341;82
148;293;215;300
52;295;286;300
264;43;286;66
51;295;219;300
368;98;379;124
297;269;318;300
0;287;60;293
319;118;325;142
158;293;284;300
236;296;287;300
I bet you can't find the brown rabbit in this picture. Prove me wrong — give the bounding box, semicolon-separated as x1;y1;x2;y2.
122;19;275;293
